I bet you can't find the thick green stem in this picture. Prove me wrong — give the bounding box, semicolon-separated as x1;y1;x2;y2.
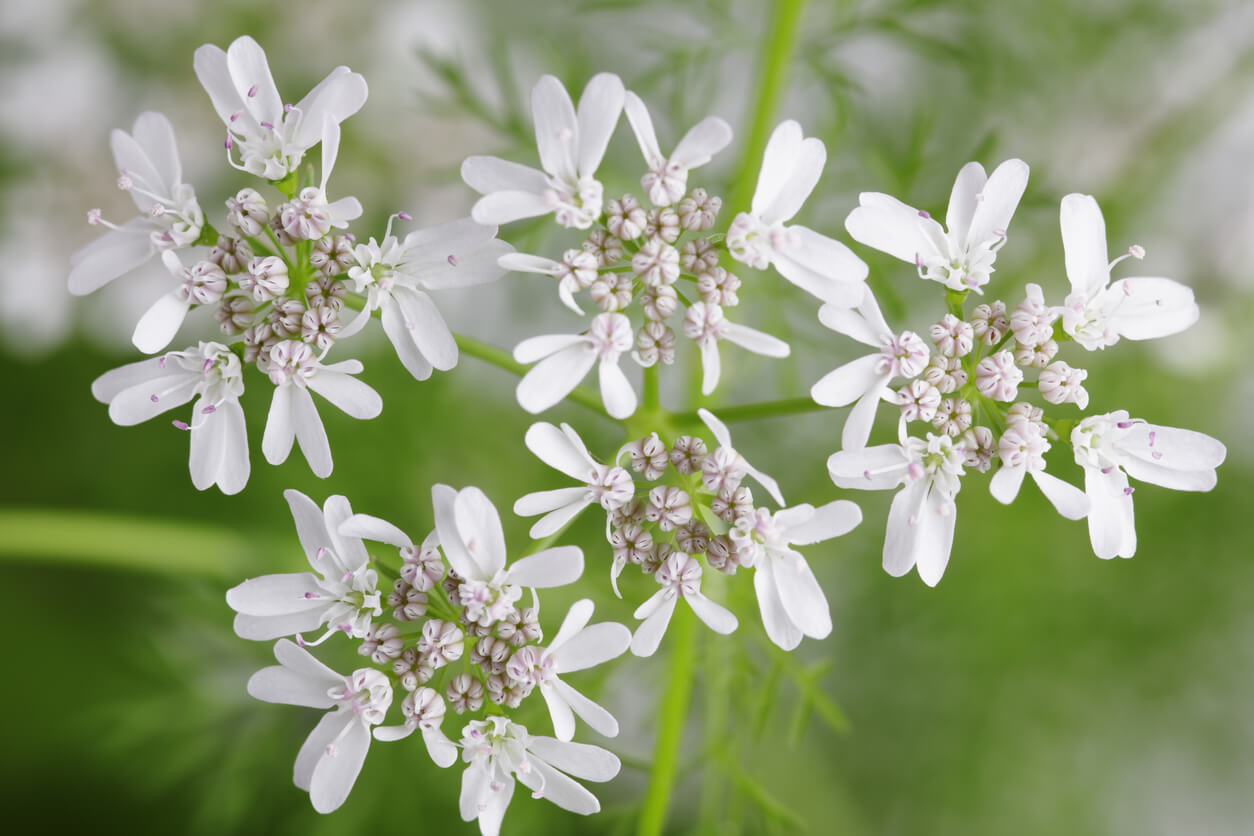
637;604;698;836
673;396;827;425
453;333;612;420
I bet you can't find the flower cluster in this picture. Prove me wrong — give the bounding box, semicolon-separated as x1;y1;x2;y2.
515;414;861;654
78;36;511;492
463;76;869;418
825;163;1226;583
228;486;627;833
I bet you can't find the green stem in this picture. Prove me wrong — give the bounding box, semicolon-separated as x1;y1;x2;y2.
637;604;698;836
643;364;660;413
672;396;826;424
452;333;612;421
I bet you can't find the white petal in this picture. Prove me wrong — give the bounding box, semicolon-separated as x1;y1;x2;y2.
722;322;791;358
771;552;831;639
292;66;369;151
553;678;619;738
913;486;958;587
687;593;738;635
844;192;937;265
827;444;909;490
526;737;621;782
575;72;625;176
532;75;578;182
525;422;597;481
529;500;592;540
432;484;479;580
630;595;677;657
1060;193;1111;298
670;116;733;170
400;218;511;291
107;373;197;426
290;386;332;478
770;226;868;303
945;161;987;246
1118;422;1225;490
68;222;156;295
262;385;296;466
552;622;631;673
754;563;802;650
372;724;415;742
518;756;599;815
882;480;927;578
757;129;824;224
784;499;862;544
810;354;883;407
751;120;801;217
284;489;334;567
459;761;492;822
471;190;553;225
131;289;191;354
339;513;412;549
247;655;339;707
744;461;786;506
498;252;562;277
699;340;721;396
696;408;732;448
213;399;249;495
91;355;166;403
541;680;576;742
547;599;596;655
504;546;584;588
514;333;587;364
307;369;381;421
233;610;325;641
380;296;434;381
188;402;232;493
623;91;663;167
226;36;283;128
192;43;244;129
1084;465;1136;559
309;719;371;814
1031;470;1090;520
133;111;183;191
841;384;888;450
965;158;1028;248
598;358;637;419
817;300;886;348
422;727;459;768
454;486;508;576
390;286;457;370
1107;278;1199;341
516;344;597;414
989;463;1027;505
326;196;361;227
515;487;589;517
461;155;549;195
322;495;369;572
227;572;325;616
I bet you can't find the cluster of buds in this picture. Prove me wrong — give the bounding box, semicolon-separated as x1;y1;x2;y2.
229;486;627;824
77;36;511;493
825;161;1225;584
465;76;869;420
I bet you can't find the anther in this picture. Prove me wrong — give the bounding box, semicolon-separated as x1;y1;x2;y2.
247;84;258;98
172;420;190;431
447;254;457;267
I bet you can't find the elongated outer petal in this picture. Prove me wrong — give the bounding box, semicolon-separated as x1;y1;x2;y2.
340;513;412;549
1084;465;1136;559
553;678;619;738
292;66;369;152
696;408;733;449
111;127;165;214
1031;470;1089;520
966;158;1029;249
745;461;786;507
844;192;937;265
530;499;592;540
598;357;637;419
462;155;550;195
1106;277;1199;341
818;297;889;348
372;723;415;743
772;551;831;639
770;226;869;305
811;353;882;407
758;130;825;225
233;609;325;641
432;484;481;580
883;480;927;578
293;712;348;797
842;384;889;451
291;386;332;478
309;719;371;814
533;75;578;182
622;91;663;167
380;296;434;381
784;499;862;544
576;73;625;176
226;36;283;127
723;322;791;358
471;190;553;226
755;562;802;650
520;754;601;814
192;43;245;129
461;765;513;835
828;444;909;491
388;285;457;371
504;546;584;588
552;622;631;673
190;399;249;495
525;422;598;481
92;355;166;404
517;343;597;415
227;572;325;617
400;219;512;291
989;463;1027;505
527;736;621;782
751;120;801;217
107;373;197;426
699;340;721;396
630;593;677;657
687;592;738;635
671;116;733;170
540;680;576;741
515;487;589;517
322;495;368;572
263;385;296;466
1060;193;1110;299
422;727;458;768
285;489;334;567
248;638;340;707
133;110;182;188
454;486;508;576
308;369;382;420
132;290;191;354
68;221;156;295
1118;423;1225;491
498;252;562;277
945;161;987;247
547;599;596;655
514;333;588;364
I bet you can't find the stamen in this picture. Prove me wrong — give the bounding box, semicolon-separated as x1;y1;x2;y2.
172;420;190;431
447;254;458;267
116;175;133;191
917;210;930;219
1151;451;1163;460
1117;420;1133;428
247;84;258;98
1123;486;1135;495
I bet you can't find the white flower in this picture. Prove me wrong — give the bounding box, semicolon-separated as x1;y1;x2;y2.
515;422;634;538
260;340;382;478
373;687;458;769
726;120;868;304
69;111;204;296
845;158;1029;293
498;250;596;316
683;302;790;395
988;422;1089;519
129;251;228;354
1059;193;1199;350
697;408;786;505
433;484;584;625
226;490;382;643
631;551;738;657
622;91;732;206
811;290;930;449
514;312;637;419
91;341;247;494
734;501;861;650
462;74;625;229
273;116;363;237
458;716;620;836
194;35;367;180
247;639;391;813
828;432;966;587
1071;411;1225;559
506;599;631;741
342;217;512;379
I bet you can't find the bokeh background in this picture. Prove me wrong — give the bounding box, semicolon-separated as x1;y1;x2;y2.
3;0;1252;833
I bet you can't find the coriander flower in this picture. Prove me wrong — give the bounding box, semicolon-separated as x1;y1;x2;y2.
845;158;1029;293
828;432;966;587
622;91;732;206
726;120;868;304
91;341;247;494
458;716;620;836
811;290;930;449
1071;411;1225;558
515;422;634;538
247;639;391;813
131;250;227;354
631;551;738;657
683;301;791;396
194;35;367;180
1059;193;1199;350
514;312;637;419
373;687;458;769
70;111;204;295
989;418;1089;519
226;490;381;643
261;340;382;478
697;408;785;505
462;73;625;229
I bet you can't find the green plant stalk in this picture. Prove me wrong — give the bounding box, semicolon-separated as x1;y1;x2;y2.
637;604;698;836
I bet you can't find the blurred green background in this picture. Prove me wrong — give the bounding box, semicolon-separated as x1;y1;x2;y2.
3;0;1252;833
